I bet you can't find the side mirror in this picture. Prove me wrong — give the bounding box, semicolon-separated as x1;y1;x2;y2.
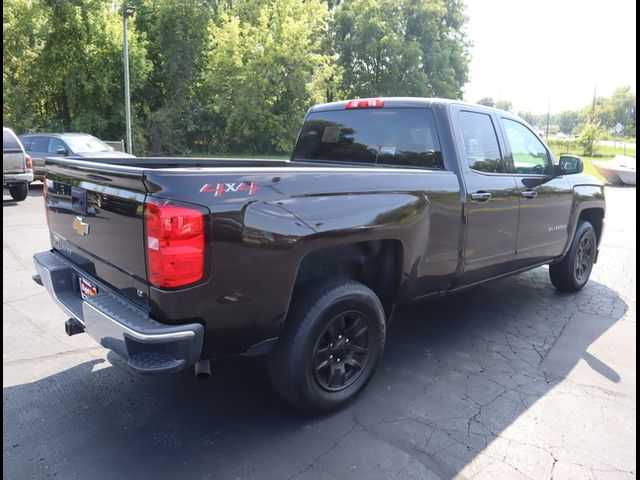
558;155;584;175
56;147;68;155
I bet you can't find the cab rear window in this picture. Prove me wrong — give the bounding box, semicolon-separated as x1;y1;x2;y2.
3;129;22;151
293;108;444;169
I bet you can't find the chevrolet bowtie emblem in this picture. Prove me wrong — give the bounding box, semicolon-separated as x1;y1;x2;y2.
73;216;90;236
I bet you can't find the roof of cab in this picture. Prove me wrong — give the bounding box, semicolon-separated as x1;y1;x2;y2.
309;97;513;116
19;132;96;138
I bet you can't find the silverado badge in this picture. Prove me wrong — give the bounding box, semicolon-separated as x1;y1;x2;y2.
73;216;90;236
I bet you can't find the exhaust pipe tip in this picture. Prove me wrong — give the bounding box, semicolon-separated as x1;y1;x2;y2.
65;318;85;336
195;360;211;379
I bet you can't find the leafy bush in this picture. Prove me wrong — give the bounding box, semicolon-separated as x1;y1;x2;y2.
577;121;602;157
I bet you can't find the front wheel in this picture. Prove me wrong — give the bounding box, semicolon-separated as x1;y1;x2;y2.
9;183;28;201
549;220;597;292
267;279;386;412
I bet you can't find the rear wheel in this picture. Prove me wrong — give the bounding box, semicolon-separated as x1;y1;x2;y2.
9;183;28;201
267;279;386;412
549;220;597;292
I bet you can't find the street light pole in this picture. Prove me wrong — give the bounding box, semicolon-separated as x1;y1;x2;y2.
545;98;550;139
122;4;134;154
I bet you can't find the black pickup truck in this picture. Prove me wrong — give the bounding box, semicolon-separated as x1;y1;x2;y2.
33;98;605;411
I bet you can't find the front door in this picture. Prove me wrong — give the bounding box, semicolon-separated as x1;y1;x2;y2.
453;107;520;285
499;118;574;268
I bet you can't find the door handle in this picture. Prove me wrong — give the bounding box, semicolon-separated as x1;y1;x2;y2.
521;190;538;199
470;192;492;202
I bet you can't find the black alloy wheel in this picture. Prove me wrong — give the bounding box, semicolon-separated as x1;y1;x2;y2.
267;279;386;412
574;233;595;282
550;220;597;292
313;311;371;392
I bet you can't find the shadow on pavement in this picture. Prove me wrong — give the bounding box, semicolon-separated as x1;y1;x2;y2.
3;269;628;479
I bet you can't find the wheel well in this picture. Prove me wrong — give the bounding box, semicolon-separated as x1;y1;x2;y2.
293;240;402;318
579;208;604;243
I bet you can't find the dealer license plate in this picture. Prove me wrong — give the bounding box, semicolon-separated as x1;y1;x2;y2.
79;277;98;300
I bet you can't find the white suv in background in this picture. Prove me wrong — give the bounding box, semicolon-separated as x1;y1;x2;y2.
3;127;34;201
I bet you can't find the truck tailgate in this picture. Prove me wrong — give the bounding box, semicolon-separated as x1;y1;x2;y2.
4;150;25;173
44;160;149;310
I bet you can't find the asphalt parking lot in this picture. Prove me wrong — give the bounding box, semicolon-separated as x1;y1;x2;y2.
3;183;636;480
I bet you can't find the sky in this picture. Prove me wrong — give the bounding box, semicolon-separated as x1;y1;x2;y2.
462;0;636;114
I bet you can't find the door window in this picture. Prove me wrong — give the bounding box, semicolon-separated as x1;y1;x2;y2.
458;111;505;173
48;138;67;154
502;119;550;175
30;137;49;152
20;137;33;150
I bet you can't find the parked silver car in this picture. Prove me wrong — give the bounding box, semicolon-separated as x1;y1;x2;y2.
3;127;34;201
19;132;134;181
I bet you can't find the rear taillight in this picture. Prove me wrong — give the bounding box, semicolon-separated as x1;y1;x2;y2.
345;98;384;109
25;155;33;170
145;198;207;288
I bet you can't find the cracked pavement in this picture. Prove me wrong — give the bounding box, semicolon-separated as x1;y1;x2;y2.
3;184;636;479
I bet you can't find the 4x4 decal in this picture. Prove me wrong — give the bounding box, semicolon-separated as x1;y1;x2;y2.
200;182;260;197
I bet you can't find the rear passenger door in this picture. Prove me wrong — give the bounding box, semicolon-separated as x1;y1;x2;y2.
499;117;574;267
451;106;520;285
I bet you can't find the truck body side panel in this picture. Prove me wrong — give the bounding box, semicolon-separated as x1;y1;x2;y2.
144;167;462;357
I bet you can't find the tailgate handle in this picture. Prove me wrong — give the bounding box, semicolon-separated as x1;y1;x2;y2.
71;187;88;214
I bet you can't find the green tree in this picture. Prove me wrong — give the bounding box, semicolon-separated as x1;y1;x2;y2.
3;0;150;141
495;99;512;112
205;0;333;153
131;0;216;154
599;86;636;137
3;0;47;131
4;0;477;156
333;0;469;99
477;97;495;107
577;121;602;156
517;111;543;128
577;86;636;138
556;110;578;135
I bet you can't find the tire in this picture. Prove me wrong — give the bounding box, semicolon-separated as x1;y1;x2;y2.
9;183;28;201
549;220;597;292
267;279;386;412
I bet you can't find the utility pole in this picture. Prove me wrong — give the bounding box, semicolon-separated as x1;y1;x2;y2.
546;98;550;139
123;4;135;154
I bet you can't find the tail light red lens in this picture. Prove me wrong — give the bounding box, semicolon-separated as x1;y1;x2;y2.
145;198;207;288
345;98;384;109
25;155;33;170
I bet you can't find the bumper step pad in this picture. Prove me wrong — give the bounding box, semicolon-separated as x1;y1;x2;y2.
127;352;186;374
